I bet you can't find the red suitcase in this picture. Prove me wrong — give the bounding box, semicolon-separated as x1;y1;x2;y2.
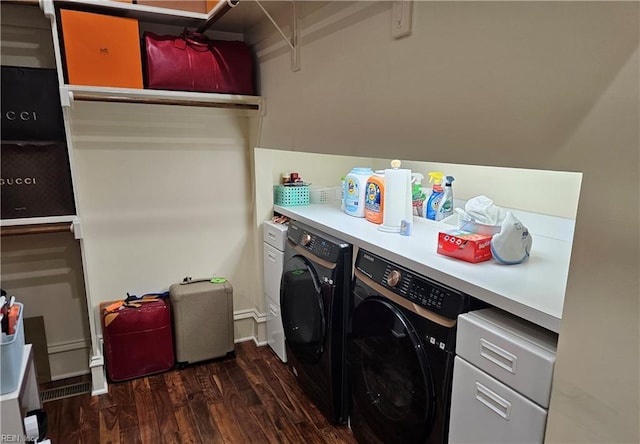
100;296;174;382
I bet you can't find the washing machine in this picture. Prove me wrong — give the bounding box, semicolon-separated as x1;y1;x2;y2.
280;220;352;424
348;249;483;444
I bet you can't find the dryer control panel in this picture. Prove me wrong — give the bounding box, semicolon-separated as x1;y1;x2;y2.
287;221;348;263
356;249;468;319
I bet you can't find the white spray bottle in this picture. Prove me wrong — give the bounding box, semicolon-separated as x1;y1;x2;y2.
436;176;455;221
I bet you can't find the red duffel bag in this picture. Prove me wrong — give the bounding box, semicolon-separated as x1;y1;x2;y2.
143;30;254;95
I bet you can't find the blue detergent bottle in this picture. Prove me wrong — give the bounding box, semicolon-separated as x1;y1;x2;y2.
426;172;444;220
344;167;373;217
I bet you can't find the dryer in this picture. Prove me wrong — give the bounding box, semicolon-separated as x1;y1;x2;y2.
348;249;483;444
280;220;352;424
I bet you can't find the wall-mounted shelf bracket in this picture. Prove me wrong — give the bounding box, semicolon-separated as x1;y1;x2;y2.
71;217;83;240
60;86;72;108
255;0;300;72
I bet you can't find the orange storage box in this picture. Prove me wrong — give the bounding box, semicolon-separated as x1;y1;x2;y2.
60;9;143;89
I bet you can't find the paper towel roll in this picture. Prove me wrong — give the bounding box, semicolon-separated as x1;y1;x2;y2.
379;167;412;233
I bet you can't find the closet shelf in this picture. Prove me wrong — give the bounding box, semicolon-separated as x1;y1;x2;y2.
51;0;209;28
1;216;76;227
62;85;263;112
50;0;241;30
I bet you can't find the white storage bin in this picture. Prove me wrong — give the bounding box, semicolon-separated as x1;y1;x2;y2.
263;220;289;251
1;303;25;395
309;186;341;204
456;308;558;408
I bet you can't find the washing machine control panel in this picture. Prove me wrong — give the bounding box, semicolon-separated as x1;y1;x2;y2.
288;222;346;263
356;249;468;319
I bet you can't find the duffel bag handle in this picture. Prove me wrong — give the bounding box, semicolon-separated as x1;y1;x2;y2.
180;30;211;52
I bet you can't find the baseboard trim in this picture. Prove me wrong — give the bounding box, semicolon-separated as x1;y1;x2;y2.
233;308;267;324
50;369;91;381
234;336;268;347
48;338;91;355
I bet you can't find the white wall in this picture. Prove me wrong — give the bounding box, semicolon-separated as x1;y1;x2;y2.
253;2;639;442
255;149;582;219
374;159;582;219
68;102;261;341
254;148;373;226
544;45;639;444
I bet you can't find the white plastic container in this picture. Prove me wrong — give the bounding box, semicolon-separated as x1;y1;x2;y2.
1;303;25;395
344;167;373;217
309;186;341;204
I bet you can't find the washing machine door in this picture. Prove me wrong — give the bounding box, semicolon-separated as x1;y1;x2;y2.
280;254;326;364
349;296;436;444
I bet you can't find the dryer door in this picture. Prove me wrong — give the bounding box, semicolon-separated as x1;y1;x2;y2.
349;296;436;444
280;254;326;364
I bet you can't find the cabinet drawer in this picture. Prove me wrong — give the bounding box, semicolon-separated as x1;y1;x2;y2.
263;243;284;299
457;309;557;408
263;221;288;250
449;357;547;444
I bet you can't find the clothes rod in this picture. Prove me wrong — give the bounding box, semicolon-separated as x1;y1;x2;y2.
198;0;239;33
1;223;72;237
71;92;260;111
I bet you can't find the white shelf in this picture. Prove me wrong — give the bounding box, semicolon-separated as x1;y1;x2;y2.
63;85;263;113
52;0;208;27
1;215;76;227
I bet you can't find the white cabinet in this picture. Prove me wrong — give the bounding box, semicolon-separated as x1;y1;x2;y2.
449;308;558;444
263;221;288;362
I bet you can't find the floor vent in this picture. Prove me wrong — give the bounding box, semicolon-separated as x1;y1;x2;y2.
40;381;91;402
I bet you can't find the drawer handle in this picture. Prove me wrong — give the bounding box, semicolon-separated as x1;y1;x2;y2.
267;232;276;240
475;381;511;420
267;251;277;262
480;338;517;374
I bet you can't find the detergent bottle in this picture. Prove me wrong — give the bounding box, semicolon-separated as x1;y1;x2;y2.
411;173;426;217
436;176;455;221
364;171;385;224
344;167;374;217
426;172;444;220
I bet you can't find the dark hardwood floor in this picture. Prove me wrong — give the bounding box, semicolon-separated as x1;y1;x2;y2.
41;342;357;443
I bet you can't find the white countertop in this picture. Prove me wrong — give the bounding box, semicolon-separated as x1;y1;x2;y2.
274;203;574;333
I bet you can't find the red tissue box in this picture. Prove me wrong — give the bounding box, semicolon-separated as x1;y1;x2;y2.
437;230;493;263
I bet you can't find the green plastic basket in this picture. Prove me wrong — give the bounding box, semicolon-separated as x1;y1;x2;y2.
274;185;310;206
